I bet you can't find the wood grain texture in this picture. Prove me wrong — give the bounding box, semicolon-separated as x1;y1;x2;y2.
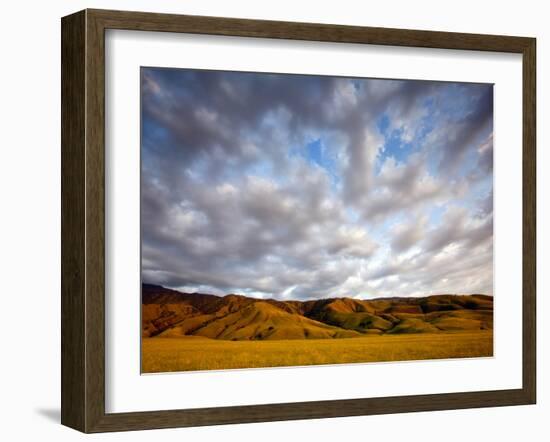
89;8;532;52
61;10;86;432
84;9;107;432
522;38;537;403
61;8;537;433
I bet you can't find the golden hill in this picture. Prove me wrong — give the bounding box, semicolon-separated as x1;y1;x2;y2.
142;284;493;340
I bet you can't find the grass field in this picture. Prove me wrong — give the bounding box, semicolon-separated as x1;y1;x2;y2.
141;331;493;373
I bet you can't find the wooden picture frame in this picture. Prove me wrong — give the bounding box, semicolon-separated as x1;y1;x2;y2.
61;8;536;433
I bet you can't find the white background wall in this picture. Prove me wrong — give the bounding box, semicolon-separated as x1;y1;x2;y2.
0;0;546;440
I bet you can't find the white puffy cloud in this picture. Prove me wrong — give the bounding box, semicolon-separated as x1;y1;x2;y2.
141;68;493;299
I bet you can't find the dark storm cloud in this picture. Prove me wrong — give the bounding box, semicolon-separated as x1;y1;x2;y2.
429;84;494;175
142;69;337;164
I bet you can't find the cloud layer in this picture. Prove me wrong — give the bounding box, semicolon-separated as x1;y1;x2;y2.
141;68;493;300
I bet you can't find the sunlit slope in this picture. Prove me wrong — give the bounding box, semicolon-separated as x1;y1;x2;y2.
162;301;360;340
142;284;493;340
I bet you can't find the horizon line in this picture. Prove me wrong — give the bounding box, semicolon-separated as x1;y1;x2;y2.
142;282;494;302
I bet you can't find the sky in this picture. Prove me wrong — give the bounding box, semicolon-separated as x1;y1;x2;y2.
141;67;493;300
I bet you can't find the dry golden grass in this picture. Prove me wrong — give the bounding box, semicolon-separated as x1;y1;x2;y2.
141;330;493;373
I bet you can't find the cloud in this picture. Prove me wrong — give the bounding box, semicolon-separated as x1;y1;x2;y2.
427;84;494;175
141;68;493;299
391;215;428;253
359;154;447;222
422;207;492;254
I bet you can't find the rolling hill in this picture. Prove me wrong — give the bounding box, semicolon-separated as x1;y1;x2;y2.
142;284;493;340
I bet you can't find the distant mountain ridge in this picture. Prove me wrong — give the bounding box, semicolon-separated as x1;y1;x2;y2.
142;283;493;340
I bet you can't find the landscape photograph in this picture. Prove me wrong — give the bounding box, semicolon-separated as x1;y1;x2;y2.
141;67;494;373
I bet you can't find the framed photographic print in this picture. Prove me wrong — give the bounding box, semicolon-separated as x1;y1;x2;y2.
61;9;536;433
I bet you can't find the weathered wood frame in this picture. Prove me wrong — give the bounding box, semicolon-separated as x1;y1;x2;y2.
61;9;536;433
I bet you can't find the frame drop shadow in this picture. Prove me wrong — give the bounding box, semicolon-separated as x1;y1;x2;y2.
35;408;60;423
